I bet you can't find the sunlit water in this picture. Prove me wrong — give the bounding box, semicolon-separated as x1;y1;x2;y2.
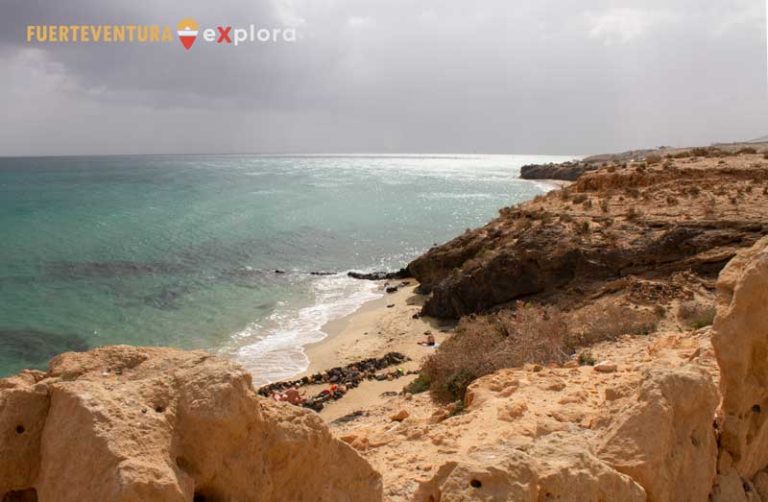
0;154;572;382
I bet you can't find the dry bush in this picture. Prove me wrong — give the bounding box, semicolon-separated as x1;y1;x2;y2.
422;302;659;402
645;154;662;165
569;304;659;346
422;304;570;402
572;193;588;204
678;301;716;329
703;198;717;218
666;195;679;206
600;199;609;212
576;220;590;234
737;147;757;155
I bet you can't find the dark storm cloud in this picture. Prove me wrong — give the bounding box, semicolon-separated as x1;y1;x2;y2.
0;0;765;155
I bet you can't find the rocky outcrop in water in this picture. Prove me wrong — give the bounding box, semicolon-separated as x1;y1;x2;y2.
520;161;598;181
347;269;411;281
0;346;381;502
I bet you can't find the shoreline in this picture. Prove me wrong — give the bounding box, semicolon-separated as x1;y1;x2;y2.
298;280;453;421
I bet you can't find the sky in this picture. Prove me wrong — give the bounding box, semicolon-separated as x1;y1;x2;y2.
0;0;766;156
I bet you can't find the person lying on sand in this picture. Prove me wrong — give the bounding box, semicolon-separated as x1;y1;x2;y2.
272;387;306;405
285;387;305;405
418;334;436;346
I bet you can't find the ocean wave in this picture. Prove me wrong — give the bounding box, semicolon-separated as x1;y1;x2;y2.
419;192;495;200
227;273;382;386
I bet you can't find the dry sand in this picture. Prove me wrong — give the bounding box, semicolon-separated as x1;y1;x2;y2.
300;280;453;422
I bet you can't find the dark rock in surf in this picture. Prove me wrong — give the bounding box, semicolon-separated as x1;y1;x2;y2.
347;268;411;281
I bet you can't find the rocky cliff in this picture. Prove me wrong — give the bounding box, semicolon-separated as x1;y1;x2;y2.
411;153;768;318
332;236;768;501
0;346;381;502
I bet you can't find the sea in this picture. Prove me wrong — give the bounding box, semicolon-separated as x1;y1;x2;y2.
0;154;572;384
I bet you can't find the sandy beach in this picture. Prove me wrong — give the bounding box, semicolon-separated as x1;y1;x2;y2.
299;280;453;422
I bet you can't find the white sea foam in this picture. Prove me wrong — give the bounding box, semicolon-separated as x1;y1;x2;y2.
230;273;382;386
529;180;564;192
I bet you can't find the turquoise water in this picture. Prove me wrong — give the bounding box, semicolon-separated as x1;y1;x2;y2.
0;154;570;382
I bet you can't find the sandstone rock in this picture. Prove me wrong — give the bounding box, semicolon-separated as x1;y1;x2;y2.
594;361;618;373
753;470;768;500
597;364;718;502
711;237;768;478
414;434;645;501
0;346;382;502
390;410;409;422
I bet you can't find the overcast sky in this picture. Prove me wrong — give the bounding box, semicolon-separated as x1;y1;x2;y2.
0;0;766;155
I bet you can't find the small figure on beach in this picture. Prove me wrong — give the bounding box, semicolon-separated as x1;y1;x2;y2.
285;387;305;405
272;387;306;405
418;333;436;347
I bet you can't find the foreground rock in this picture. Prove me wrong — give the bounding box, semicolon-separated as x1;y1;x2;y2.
0;346;382;502
331;327;721;500
712;237;768;489
597;365;718;501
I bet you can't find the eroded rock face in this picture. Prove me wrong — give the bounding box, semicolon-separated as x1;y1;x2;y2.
414;434;646;502
0;346;382;502
409;163;768;319
712;237;768;478
597;365;719;502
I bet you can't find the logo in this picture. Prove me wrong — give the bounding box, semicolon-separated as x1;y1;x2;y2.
176;18;198;50
25;18;297;50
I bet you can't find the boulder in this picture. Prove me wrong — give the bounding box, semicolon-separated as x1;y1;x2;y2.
712;237;768;478
0;346;382;502
597;365;718;502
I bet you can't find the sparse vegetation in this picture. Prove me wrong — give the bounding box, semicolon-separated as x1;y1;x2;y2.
422;305;570;402
421;302;659;402
405;374;431;394
578;350;596;366
678;301;716;329
703;198;717;218
645;154;662;165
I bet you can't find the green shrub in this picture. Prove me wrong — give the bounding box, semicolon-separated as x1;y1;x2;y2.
578;351;596;366
405;374;431;394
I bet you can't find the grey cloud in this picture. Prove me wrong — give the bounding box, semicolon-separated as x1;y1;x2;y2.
0;0;765;155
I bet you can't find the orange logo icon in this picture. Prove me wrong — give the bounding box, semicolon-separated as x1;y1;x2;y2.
177;18;198;50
